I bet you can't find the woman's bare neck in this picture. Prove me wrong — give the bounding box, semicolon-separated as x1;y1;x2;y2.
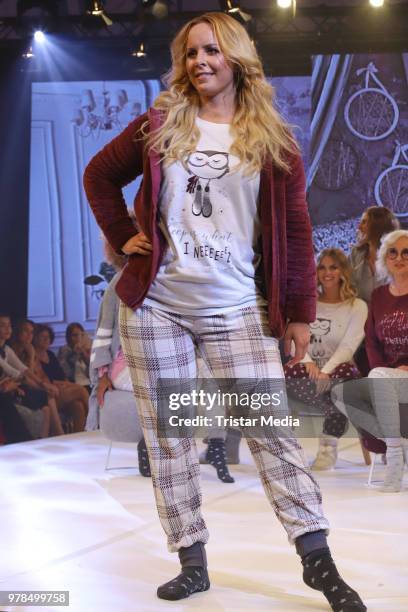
390;275;408;296
198;96;236;124
318;285;343;304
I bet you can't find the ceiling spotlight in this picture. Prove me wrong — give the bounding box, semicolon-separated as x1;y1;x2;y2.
369;0;384;6
151;0;168;19
142;0;168;19
87;1;113;27
22;46;35;59
277;0;292;8
34;30;45;42
131;42;146;58
224;1;252;22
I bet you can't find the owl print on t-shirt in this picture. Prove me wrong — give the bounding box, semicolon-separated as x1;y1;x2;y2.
310;318;331;368
185;150;230;218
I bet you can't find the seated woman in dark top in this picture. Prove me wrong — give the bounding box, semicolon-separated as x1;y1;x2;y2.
348;207;400;376
33;324;89;433
1;315;62;438
0;369;34;443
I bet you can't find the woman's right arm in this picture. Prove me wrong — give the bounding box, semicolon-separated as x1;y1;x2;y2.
83;113;148;254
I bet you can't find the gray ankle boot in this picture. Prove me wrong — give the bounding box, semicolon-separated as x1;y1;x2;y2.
311;434;338;470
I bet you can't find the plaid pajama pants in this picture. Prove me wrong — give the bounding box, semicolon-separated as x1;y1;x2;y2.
119;302;329;553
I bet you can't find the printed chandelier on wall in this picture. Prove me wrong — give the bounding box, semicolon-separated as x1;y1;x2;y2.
72;87;128;138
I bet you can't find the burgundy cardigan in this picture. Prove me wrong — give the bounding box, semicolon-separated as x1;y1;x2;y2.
83;108;317;338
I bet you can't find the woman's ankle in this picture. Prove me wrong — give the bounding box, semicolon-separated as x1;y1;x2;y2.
178;542;207;568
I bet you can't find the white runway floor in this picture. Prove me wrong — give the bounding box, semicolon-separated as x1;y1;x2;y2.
0;432;407;612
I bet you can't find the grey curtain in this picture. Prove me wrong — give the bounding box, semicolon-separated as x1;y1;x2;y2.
307;54;354;189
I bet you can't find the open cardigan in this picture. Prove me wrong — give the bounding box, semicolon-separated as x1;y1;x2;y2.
83;108;317;338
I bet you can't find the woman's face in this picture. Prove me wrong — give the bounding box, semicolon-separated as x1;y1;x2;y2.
34;330;51;351
358;212;368;238
385;236;408;278
0;317;12;343
19;323;34;346
317;256;342;291
68;326;83;348
185;23;235;104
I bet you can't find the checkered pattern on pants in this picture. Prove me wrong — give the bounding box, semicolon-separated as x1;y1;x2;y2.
119;302;330;552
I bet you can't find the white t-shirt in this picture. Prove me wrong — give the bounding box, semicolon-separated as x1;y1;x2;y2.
302;298;368;374
74;359;90;387
145;116;266;315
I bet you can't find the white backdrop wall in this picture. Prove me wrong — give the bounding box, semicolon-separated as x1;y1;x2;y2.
28;79;161;343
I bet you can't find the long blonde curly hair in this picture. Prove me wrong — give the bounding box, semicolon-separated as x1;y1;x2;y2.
317;248;357;302
143;12;299;175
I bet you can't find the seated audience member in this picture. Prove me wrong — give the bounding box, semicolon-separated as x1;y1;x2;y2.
364;230;408;491
88;237;151;477
350;206;399;303
11;318;82;432
349;207;399;376
10;319;37;369
58;323;92;393
0;368;34;443
0;314;63;437
33;324;88;433
284;249;368;470
332;230;408;492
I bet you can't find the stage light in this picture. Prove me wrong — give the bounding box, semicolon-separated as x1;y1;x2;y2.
131;42;146;58
369;0;384;6
277;0;292;8
22;46;35;59
34;30;45;43
151;1;168;19
87;1;113;27
224;1;252;22
141;0;168;19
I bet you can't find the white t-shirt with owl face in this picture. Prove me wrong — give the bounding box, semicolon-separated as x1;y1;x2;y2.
301;298;368;374
144;116;266;315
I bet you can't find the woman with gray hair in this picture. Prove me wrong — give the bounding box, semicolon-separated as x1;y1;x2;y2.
364;229;408;491
334;230;408;491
